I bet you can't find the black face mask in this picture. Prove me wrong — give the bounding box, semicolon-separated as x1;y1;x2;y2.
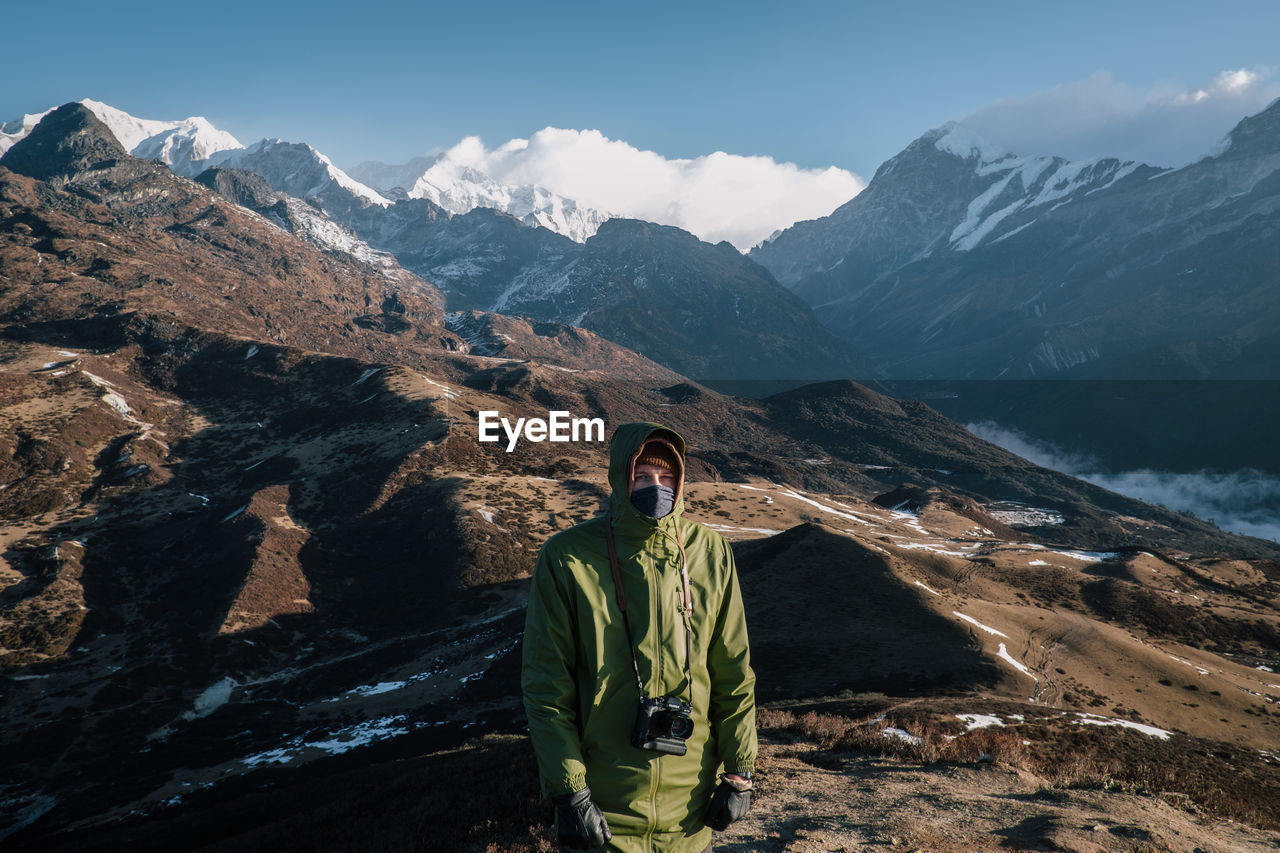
631;484;676;519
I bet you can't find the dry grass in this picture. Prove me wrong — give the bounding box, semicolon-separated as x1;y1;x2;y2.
759;707;1029;766
758;703;1280;832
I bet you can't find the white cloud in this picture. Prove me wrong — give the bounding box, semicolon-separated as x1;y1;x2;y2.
425;128;865;251
960;67;1280;166
967;421;1280;543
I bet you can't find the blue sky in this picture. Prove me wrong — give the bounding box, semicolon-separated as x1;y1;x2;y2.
7;0;1280;177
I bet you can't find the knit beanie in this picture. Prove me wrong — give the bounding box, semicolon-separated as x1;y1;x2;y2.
636;440;680;473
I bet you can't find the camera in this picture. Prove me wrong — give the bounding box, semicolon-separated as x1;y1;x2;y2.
631;695;694;755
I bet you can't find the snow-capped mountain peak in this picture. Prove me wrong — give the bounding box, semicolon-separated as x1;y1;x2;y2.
77;99;243;173
347;156;441;195
405;158;611;242
1;99;241;171
933;130;1146;252
2;100;390;209
79;99;237;153
932;121;1009;164
750;120;1158;292
0;107;55;156
208;139;391;207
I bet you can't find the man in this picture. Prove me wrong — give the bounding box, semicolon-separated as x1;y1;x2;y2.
522;422;757;852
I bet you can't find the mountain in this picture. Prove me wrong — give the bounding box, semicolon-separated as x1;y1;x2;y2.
3;100;857;380
193;167;405;269
0;102;133;182
80;99;243;175
200;139;392;213
347;155;440;196
359;213;866;380
4;101;1279;851
0;108;53;157
253;161;862;380
0;99;392;218
352;155;612;243
0;99;242;174
751;99;1280;379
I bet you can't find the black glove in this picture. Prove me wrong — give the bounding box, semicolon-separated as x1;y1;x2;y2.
705;780;751;831
552;787;612;850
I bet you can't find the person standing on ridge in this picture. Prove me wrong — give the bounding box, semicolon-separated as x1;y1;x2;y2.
522;422;757;852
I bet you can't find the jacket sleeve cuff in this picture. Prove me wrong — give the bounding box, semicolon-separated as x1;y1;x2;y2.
723;757;755;776
546;772;588;798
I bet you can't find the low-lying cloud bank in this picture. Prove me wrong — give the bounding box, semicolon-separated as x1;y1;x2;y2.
428;128;866;251
961;67;1280;167
967;421;1280;543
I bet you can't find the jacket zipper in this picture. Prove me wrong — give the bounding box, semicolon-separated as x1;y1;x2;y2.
648;751;661;853
651;547;663;690
648;547;660;851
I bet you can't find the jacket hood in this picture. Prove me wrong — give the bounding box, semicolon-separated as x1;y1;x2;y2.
607;422;687;530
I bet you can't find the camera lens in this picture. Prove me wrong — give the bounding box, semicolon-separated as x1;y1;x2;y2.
669;715;693;739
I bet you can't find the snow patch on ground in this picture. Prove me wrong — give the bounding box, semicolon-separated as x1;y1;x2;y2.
242;715;416;767
985;502;1065;527
476;507;511;533
892;540;978;557
997;643;1035;680
780;489;874;525
221;504;249;523
956;713;1005;731
1168;654;1211;676
81;371;166;449
83;372;132;418
914;580;941;596
1050;549;1121;563
953;612;1008;638
184;677;236;720
424;378;460;400
323;666;443;703
888;508;930;536
345;681;409;697
707;523;784;536
882;727;923;745
1075;713;1172;740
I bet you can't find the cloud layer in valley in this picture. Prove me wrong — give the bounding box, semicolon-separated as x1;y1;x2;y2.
959;67;1280;167
967;421;1280;543
425;128;866;251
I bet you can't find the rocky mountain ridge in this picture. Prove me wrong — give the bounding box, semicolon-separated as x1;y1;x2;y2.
752;99;1280;379
3;100;861;381
3;101;610;245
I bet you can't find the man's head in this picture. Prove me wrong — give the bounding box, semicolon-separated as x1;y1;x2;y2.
629;438;682;519
607;423;687;522
630;440;680;494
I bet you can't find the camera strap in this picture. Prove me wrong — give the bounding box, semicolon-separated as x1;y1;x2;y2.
605;518;694;702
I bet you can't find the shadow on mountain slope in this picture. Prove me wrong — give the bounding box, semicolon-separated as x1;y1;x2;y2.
734;523;1002;699
0;328;510;834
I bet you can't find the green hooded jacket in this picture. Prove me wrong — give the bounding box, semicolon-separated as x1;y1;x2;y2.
522;422;757;852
